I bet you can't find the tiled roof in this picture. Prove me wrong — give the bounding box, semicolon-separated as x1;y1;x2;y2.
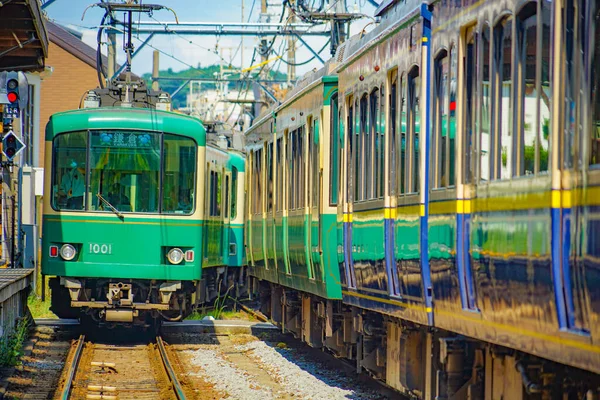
47;20;106;69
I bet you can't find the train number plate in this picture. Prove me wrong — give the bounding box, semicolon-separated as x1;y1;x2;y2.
88;243;113;255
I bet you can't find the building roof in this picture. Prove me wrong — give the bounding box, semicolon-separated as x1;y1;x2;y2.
46;20;106;70
0;0;48;71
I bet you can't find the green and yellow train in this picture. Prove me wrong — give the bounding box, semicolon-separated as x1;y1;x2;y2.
41;84;245;326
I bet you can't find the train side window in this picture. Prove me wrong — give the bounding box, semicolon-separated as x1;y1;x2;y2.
389;69;398;195
370;87;383;199
408;67;420;193
464;29;478;184
480;25;492;182
591;0;600;165
538;0;551;172
348;97;355;202
224;175;230;219
256;148;263;214
352;99;363;201
449;46;457;186
312;118;320;208
231;167;238;219
494;16;514;180
330;93;340;205
379;86;385;198
516;3;538;176
359;94;368;201
434;51;449;188
400;74;407;194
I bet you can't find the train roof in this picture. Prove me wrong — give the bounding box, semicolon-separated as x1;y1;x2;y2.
45;107;206;145
207;144;247;172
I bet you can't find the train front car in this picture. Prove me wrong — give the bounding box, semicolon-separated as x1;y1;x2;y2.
41;108;206;326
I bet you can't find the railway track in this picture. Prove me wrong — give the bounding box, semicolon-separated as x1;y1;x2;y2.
59;334;186;400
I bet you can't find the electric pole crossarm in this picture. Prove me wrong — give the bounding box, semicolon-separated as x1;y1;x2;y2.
109;32;156;81
293;33;325;64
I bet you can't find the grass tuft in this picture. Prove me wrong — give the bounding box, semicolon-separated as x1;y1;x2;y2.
27;294;57;319
0;316;31;367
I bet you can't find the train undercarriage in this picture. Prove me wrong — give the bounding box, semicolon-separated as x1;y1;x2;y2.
47;267;247;327
253;279;600;400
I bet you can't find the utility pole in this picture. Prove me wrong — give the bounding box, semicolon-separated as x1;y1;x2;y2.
107;16;117;82
286;16;296;84
241;0;244;70
152;50;160;91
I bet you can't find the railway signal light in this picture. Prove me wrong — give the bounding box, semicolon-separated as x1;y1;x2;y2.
0;71;28;110
2;130;25;162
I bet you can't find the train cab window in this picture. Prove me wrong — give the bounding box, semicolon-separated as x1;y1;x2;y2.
494;17;514;180
389;70;398;195
591;0;600;166
52;131;88;211
434;52;450;188
480;26;492;182
89;130;160;213
408;67;420;193
330;93;340;205
162;134;196;214
231;167;238;219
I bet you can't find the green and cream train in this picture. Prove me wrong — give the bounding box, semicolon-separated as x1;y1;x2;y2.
41;84;245;326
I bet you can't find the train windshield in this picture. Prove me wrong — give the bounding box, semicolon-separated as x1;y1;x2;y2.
52;130;196;214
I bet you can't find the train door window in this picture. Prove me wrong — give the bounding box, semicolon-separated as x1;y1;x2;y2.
434;52;449;188
464;28;478;184
224;175;230;219
408;67;420;193
52;131;88;211
516;3;538;176
89;130;160;213
480;25;492;182
256;148;263;214
563;0;579;169
449;46;457;186
267;142;274;212
389;69;398;195
312;119;320;208
276;138;283;212
299;126;305;208
231;167;238;219
379;87;385;198
330;93;340;205
162;134;196;214
400;74;407;194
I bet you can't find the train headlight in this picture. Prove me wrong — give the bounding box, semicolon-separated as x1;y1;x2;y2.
60;244;77;261
167;248;184;264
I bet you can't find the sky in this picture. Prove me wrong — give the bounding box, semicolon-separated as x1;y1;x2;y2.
44;0;378;82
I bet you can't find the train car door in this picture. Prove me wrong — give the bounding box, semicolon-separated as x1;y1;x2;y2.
552;0;594;333
343;96;357;288
310;118;322;280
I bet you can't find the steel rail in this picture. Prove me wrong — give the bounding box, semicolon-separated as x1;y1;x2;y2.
156;336;186;400
60;334;85;400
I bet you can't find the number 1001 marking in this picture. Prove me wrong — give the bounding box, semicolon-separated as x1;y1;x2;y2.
89;243;112;255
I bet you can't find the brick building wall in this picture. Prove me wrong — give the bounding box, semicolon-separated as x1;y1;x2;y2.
39;42;100;166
